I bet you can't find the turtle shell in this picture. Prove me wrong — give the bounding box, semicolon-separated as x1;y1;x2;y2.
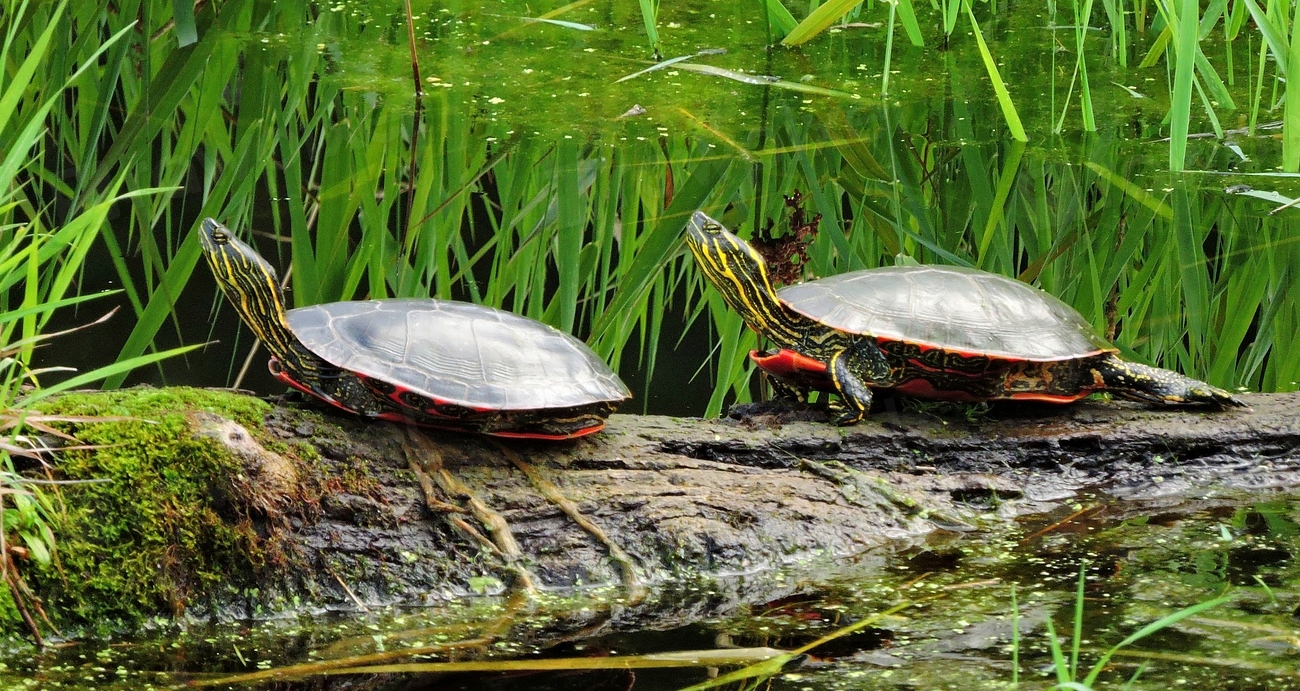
286;299;629;411
776;265;1113;361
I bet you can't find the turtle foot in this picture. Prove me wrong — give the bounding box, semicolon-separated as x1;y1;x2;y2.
1097;355;1249;409
1181;384;1250;409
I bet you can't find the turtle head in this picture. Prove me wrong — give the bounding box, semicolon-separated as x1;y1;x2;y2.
199;218;281;293
685;211;786;330
198;218;293;349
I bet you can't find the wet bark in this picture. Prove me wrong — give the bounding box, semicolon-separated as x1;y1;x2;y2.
212;392;1300;613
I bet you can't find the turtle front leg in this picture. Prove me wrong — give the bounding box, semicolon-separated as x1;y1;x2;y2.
829;339;897;425
1094;354;1247;408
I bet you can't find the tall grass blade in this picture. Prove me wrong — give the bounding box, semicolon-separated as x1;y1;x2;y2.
1137;26;1173;67
672;62;855;97
1076;0;1097;131
782;0;869;45
964;0;1028;141
555;140;582;332
87;0;244;193
883;0;898;96
1195;50;1237;109
1240;0;1289;75
1010;584;1020;687
591;156;734;353
1084;162;1174;218
675;599;922;691
173;0;198;46
761;0;799;37
105;133;264;388
614;49;727;84
1070;562;1086;678
0;293;118;329
1081;595;1232;685
517;16;595;30
1045;618;1072;685
896;0;925;45
1285;0;1300;170
944;0;963;36
1172;188;1210;359
1102;0;1129;66
203;647;789;685
637;0;661;57
1168;0;1199;171
0;3;63;142
976;141;1025;265
21;346;203;408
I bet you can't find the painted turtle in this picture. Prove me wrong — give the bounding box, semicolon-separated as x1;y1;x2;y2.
199;218;630;439
684;211;1245;424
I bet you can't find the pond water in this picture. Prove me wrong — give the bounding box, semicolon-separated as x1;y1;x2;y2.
8;0;1300;687
5;497;1300;689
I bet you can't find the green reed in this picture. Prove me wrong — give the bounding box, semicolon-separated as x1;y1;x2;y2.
636;0;661;58
3;0;1298;427
1035;563;1232;689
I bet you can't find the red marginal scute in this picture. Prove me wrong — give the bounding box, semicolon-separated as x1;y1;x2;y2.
750;349;828;377
356;373;496;414
750;349;835;391
1008;392;1091;404
491;423;605;441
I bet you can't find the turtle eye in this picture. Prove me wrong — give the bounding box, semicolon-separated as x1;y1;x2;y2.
212;229;229;243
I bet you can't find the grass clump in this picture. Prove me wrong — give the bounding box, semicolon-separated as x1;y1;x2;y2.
19;387;273;633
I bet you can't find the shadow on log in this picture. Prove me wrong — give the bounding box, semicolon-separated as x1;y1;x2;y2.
13;388;1300;629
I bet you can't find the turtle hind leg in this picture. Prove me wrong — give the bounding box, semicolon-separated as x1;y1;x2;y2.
1095;354;1247;408
766;373;809;403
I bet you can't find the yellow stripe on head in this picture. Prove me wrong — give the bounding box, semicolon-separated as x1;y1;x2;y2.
198;218;297;358
683;210;802;344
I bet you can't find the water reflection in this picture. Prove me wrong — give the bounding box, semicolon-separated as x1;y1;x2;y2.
7;500;1300;689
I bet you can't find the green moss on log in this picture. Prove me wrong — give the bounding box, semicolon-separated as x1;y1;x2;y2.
23;387;273;632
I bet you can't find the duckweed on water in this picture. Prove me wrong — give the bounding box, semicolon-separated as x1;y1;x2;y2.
7;387;273;634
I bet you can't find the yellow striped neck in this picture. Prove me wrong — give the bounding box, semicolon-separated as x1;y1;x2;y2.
203;235;317;375
687;229;813;350
684;211;857;359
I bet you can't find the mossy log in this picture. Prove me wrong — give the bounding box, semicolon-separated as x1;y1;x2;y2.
7;388;1300;633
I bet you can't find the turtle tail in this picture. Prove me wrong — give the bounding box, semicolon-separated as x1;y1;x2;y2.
1094;353;1247;408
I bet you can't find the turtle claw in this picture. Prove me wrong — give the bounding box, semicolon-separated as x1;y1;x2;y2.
1098;355;1249;409
832;408;866;426
1185;385;1249;409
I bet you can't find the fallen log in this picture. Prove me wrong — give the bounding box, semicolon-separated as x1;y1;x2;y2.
8;388;1300;634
